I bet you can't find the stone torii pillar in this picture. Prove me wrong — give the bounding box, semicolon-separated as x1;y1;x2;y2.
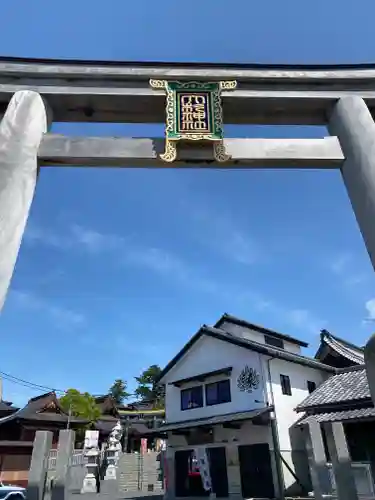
365;334;375;404
0;90;49;309
329;96;375;272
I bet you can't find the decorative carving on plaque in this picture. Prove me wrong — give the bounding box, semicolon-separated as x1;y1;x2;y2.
149;79;237;163
237;366;260;393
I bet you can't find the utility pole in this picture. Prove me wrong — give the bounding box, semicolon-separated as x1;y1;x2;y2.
67;402;72;430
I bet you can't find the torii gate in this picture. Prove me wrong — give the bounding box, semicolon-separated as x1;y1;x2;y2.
0;56;374;313
3;54;375;500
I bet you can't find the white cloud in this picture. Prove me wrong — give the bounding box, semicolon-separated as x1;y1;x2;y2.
25;223;124;254
25;225;67;248
233;290;325;336
24;223;324;337
11;290;86;329
329;252;367;288
182;202;260;266
286;308;324;335
365;298;375;321
330;253;352;275
25;223;220;294
70;225;125;253
229;229;259;265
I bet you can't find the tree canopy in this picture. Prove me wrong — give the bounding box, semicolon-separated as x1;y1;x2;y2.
134;364;165;408
60;388;101;423
108;379;130;405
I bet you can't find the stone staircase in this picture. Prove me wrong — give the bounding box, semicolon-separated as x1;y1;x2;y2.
118;452;164;493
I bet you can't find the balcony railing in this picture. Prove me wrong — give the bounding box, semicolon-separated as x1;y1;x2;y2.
327;462;375;498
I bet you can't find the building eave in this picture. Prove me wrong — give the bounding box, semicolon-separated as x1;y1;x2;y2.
157;325;334;385
297;407;375;425
215;313;309;347
315;330;364;364
158;407;273;432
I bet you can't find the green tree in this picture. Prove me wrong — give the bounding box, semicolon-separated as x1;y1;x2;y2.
60;389;101;423
134;365;165;408
108;379;130;405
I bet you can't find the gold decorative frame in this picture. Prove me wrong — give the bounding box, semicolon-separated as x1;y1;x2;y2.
149;79;237;163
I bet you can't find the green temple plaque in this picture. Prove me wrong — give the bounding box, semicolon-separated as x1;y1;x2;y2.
149;79;237;163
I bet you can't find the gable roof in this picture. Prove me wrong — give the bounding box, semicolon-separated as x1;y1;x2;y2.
0;392;86;426
94;395;119;416
315;329;364;365
0;401;18;413
215;313;309;347
296;365;370;412
158;325;335;384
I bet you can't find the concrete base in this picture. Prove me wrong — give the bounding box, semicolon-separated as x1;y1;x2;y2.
81;474;98;494
104;464;117;480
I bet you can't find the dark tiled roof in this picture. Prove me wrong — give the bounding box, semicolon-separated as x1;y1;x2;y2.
159;407;271;432
315;330;364;364
120;400;156;411
0;392;86;426
0;401;18;413
94;396;119;417
215;313;309;347
298;407;375;424
95;418;118;433
158;325;335;383
131;423;154;435
296;366;370;411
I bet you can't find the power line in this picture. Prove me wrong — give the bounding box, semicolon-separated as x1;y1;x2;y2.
0;369;65;395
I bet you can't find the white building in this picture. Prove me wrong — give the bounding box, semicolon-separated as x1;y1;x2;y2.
158;313;337;499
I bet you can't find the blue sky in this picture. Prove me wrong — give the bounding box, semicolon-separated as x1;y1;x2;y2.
1;0;375;406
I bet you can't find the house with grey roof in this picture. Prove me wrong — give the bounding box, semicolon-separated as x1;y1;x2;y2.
158;313;338;499
295;364;375;495
292;330;375;500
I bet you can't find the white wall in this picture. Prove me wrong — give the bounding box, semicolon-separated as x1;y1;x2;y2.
264;357;328;491
266;357;326;450
220;321;302;354
162;335;266;423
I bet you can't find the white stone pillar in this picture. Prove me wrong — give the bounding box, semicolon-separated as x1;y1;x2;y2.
51;429;75;500
0;91;49;309
27;431;53;500
104;420;123;480
303;419;331;499
81;449;99;493
81;430;100;493
323;422;358;500
329;96;375;271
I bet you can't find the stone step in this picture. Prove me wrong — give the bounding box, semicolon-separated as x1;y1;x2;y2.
117;452;164;494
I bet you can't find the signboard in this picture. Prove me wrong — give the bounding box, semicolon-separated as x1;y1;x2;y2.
141;438;148;454
149;79;237;163
84;430;99;449
195;447;212;492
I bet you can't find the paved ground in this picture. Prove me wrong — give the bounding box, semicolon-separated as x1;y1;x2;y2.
69;492;163;500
